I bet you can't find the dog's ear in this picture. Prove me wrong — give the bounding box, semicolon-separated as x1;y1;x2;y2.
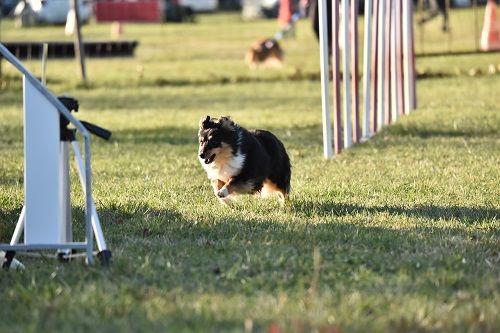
199;115;211;129
218;116;234;130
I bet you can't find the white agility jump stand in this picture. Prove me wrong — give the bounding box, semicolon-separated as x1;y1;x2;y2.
0;43;111;268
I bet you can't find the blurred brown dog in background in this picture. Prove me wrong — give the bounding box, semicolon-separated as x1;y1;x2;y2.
245;38;283;69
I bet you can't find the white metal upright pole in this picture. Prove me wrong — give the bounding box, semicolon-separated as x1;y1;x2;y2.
60;142;72;246
8;207;26;269
319;0;333;158
41;43;48;86
84;136;94;264
362;0;373;139
72;141;108;252
10;207;25;245
342;0;352;149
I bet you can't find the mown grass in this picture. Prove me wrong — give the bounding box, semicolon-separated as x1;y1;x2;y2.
0;9;499;333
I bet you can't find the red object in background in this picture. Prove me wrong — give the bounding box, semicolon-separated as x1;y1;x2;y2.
278;0;293;28
95;0;163;22
481;0;500;51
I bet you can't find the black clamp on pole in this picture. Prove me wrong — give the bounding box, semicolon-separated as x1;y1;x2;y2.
58;96;112;141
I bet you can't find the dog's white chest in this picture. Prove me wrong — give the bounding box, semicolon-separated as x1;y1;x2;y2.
201;151;245;182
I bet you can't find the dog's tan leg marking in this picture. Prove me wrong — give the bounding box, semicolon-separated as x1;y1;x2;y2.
262;179;289;205
277;190;289;206
211;179;225;194
217;178;254;200
211;179;231;205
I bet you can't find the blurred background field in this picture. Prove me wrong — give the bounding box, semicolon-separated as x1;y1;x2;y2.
0;3;499;333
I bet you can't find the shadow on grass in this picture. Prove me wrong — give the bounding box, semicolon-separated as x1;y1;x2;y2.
1;200;498;333
88;203;498;296
3;200;497;262
3;200;496;240
290;199;500;223
384;122;500;139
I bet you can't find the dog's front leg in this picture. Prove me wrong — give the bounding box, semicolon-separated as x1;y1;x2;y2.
211;179;225;195
217;178;254;202
212;178;231;205
216;178;235;204
211;179;231;204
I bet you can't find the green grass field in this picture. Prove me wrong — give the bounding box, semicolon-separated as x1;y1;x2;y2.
0;9;499;333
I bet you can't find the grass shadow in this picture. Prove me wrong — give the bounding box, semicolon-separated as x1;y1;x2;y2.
291;199;499;223
384;121;500;139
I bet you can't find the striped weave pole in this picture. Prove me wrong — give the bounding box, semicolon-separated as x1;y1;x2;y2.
370;0;379;134
410;0;417;110
384;0;392;126
350;0;360;143
341;0;352;149
319;0;416;157
318;0;333;158
403;0;416;113
396;0;405;116
362;0;373;139
377;0;386;130
332;0;343;154
390;0;399;123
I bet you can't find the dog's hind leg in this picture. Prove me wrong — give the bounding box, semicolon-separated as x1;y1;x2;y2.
262;179;289;205
276;190;289;206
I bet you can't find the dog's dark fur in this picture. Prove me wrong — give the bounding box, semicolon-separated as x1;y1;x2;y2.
198;116;291;204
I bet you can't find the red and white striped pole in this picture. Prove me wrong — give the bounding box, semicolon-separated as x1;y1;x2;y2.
362;0;374;139
377;0;387;130
332;0;343;154
350;0;360;143
403;0;416;113
396;0;405;116
390;0;398;123
341;0;352;149
318;0;333;158
410;0;417;110
370;0;380;134
384;0;392;126
319;0;416;158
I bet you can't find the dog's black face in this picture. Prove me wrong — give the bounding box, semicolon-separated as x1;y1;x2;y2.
198;116;235;164
198;129;222;164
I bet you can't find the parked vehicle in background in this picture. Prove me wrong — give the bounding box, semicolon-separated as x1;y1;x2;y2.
260;0;279;18
180;0;218;12
13;0;91;26
165;0;195;22
1;0;19;17
219;0;241;11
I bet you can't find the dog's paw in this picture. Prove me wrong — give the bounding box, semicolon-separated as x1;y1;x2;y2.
218;196;232;205
217;187;229;198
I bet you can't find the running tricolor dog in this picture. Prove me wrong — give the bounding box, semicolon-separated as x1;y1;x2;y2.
198;116;291;204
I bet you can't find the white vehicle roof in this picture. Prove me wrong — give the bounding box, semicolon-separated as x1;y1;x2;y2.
180;0;218;12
